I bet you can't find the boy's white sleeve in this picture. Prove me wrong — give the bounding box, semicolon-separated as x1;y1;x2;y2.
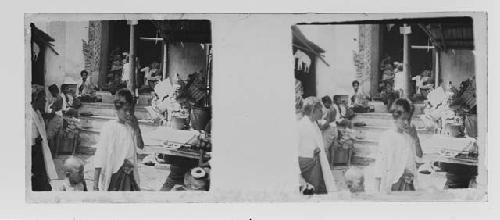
93;123;110;168
373;132;389;179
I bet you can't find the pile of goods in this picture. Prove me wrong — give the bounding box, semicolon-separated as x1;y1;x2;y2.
439;138;478;163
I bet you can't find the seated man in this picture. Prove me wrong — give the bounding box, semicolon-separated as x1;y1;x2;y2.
77;70;99;102
350;80;370;113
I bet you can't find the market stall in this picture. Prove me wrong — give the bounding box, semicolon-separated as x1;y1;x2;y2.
419;135;478;189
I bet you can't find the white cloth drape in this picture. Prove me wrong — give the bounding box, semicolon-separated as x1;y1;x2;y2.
394;70;405;91
93;120;140;191
297;117;338;192
122;63;131;81
29;108;58;180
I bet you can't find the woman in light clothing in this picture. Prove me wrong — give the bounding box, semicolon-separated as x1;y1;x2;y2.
297;97;337;194
93;89;144;191
373;98;423;192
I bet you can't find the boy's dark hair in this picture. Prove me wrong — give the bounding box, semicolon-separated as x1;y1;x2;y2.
393;98;414;117
48;84;59;94
115;88;134;105
80;70;89;77
352;80;360;87
321;95;332;104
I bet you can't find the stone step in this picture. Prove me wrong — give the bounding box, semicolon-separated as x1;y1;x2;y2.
352;128;435;144
349;131;461;167
368;101;388;113
367;101;426;115
79;103;151;120
352;141;377;158
78;116;159;148
352;125;432;134
79;115;157;131
353;112;423;120
351;132;440;157
352;113;425;127
350;155;375;166
78;129;99;148
96;91;153;106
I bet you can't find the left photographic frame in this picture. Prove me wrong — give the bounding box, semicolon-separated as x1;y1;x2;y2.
26;15;213;198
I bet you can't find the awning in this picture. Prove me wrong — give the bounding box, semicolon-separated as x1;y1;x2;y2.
30;23;59;55
417;20;474;50
153;20;212;44
291;25;329;66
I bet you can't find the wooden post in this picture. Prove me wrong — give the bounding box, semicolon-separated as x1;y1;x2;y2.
205;44;212;107
402;24;411;98
128;21;137;96
162;40;168;80
434;49;440;89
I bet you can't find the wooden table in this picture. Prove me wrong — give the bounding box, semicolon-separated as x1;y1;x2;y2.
418;135;478;189
142;144;202;160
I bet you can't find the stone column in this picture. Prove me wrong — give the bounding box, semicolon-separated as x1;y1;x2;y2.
434;49;440;89
357;24;381;98
402;24;411;98
162;40;168;80
127;20;137;95
98;21;109;89
83;21;102;87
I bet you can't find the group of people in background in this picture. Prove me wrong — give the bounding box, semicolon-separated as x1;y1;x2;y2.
32;66;212;191
41;69;97;156
296;80;363;195
31;80;145;191
296;77;423;195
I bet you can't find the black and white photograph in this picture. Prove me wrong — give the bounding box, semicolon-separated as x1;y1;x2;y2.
293;16;487;200
27;17;213;195
6;9;494;219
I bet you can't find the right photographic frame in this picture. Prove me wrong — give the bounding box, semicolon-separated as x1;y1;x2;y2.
293;15;487;200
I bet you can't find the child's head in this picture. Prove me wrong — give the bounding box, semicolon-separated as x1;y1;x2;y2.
302;97;323;121
63;157;85;185
321;95;333;109
344;167;365;193
48;84;60;97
